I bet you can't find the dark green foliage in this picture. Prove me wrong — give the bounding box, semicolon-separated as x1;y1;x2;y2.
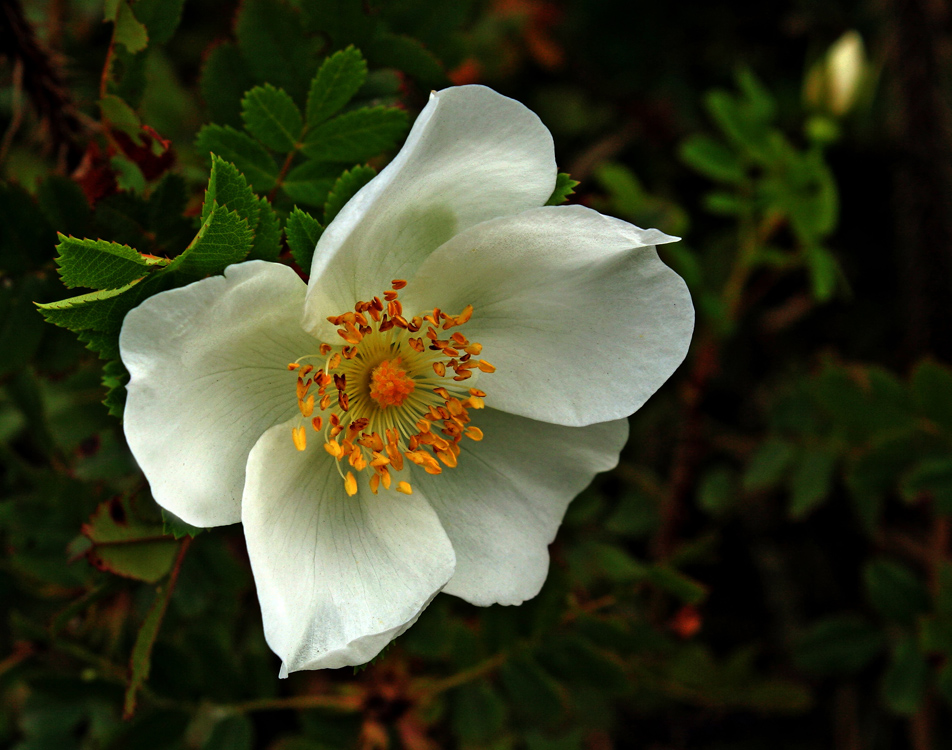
794;616;885;675
55;236;158;290
306;46;368;126
546;172;579;206
132;0;184;46
300;106;408;163
195;125;279;192
6;2;952;749
323;165;375;224
241;84;304;153
235;0;316;104
286;207;324;270
201;43;256;128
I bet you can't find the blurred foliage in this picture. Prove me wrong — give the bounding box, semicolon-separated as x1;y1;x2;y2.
2;0;951;748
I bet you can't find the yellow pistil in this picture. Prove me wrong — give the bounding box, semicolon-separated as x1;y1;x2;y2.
287;280;491;496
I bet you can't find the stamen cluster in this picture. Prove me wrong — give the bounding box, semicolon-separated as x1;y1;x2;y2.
288;280;494;496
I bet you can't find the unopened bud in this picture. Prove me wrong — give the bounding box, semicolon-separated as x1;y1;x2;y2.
804;30;867;117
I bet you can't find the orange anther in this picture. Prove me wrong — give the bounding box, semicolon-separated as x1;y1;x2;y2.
433;362;446;377
287;362;300;371
391;279;408;290
324;440;343;458
344;472;358;497
396;481;412;495
299;394;315;417
477;360;496;373
312;416;323;431
292;426;307;451
465;426;483;441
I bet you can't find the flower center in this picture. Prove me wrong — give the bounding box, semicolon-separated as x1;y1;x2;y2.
288;280;494;497
369;358;415;408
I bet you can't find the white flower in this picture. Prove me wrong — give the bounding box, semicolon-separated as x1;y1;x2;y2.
119;85;694;675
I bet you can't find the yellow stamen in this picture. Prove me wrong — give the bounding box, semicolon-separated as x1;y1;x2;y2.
287;283;493;495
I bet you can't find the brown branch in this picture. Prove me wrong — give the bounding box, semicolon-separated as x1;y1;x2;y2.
0;0;86;169
268;148;298;202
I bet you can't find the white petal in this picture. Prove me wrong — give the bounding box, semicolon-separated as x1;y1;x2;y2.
302;85;556;340
414;409;628;606
403;205;694;426
242;420;456;673
120;261;317;528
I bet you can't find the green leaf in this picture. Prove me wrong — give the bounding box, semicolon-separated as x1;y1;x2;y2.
704;89;770;163
37;176;91;237
545;172;579;206
703;190;744;215
114;1;149;53
788;445;837;518
366;33;447;89
882;635;929;715
281;160;339;206
805;244;838;302
846;435;916;532
102;358;129;418
323;165;375;224
902;458;952;513
202;155;260;226
55;235;158;290
743;436;796;491
539;635;629;693
81;494;178;583
864;558;930;624
125;570;180;717
647;564;708;604
680;135;746;183
241;84;304;153
203;715;254;750
912;360;952;435
131;0;184;46
452;681;507;745
605;490;660;537
286;207;324;270
148;173;192;252
300;0;376;49
37;278;147;332
301;106;408;163
161;508;205;540
76;329;121;361
499;654;563;727
697;465;740;516
169;204;253;276
793;615;884;675
235;0;314;102
249;197;282;262
200;43;255;128
110;154;147;194
196;125;278;192
306;46;368;126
